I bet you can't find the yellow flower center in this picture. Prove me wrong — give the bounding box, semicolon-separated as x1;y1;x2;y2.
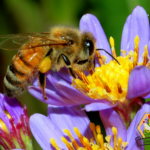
50;123;128;150
72;35;150;103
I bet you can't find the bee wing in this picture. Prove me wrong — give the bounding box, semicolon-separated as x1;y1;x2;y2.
0;32;67;50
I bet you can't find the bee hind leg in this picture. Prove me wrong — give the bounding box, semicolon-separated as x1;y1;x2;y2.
61;54;76;78
38;72;48;100
37;49;53;100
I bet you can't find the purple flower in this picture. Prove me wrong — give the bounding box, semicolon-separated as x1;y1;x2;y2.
29;104;147;150
30;105;93;150
28;6;150;125
0;93;33;150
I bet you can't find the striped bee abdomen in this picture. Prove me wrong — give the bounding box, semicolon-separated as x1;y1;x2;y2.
4;64;24;97
4;51;38;98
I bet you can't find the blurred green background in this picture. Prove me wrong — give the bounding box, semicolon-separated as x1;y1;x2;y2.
0;0;150;149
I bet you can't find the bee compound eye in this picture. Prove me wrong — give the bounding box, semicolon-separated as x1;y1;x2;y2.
85;40;94;56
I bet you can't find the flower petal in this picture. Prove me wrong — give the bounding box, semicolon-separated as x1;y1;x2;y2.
84;101;118;112
47;105;93;142
80;14;111;65
4;97;23;120
0;94;24;124
127;6;149;62
0;110;11;131
55;80;101;104
30;114;66;150
99;108;127;147
28;86;73;106
142;91;150;99
48;70;99;104
127;66;150;99
126;102;150;150
57;68;72;83
47;70;70;91
121;15;131;54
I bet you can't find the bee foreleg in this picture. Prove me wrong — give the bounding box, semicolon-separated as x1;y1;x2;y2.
68;68;76;79
61;54;76;78
38;72;48;100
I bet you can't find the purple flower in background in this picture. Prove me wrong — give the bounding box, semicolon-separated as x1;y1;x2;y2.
0;93;33;150
30;103;147;150
28;6;150;126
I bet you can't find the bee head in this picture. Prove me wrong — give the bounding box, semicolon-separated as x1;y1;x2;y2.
73;32;96;71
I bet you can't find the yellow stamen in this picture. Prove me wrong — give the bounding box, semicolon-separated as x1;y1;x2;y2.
101;55;107;63
90;137;95;144
96;51;104;65
83;137;92;150
105;135;111;144
143;45;148;66
89;122;96;133
50;138;61;150
76;71;90;85
134;35;139;48
72;79;89;94
97;76;111;93
0;119;9;133
133;35;139;66
122;142;128;150
97;134;104;149
63;129;79;149
121;50;127;57
61;137;74;150
110;36;115;47
51;125;128;150
128;50;134;59
118;137;122;150
133;51;138;67
112;127;117;148
109;36;117;58
96;125;101;134
74;127;85;147
89;123;99;145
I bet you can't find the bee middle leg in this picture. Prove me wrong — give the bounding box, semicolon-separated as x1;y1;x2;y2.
61;54;76;78
38;72;48;100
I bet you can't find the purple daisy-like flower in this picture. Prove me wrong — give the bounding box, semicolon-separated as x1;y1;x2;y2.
30;105;93;150
30;103;147;149
28;6;150;126
0;93;33;150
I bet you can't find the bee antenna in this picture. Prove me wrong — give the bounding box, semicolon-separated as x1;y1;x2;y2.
96;48;120;65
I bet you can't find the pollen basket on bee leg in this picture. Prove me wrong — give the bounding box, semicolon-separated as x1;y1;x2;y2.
38;57;52;73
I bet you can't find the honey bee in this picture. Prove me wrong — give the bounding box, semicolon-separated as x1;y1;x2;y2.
0;26;97;100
